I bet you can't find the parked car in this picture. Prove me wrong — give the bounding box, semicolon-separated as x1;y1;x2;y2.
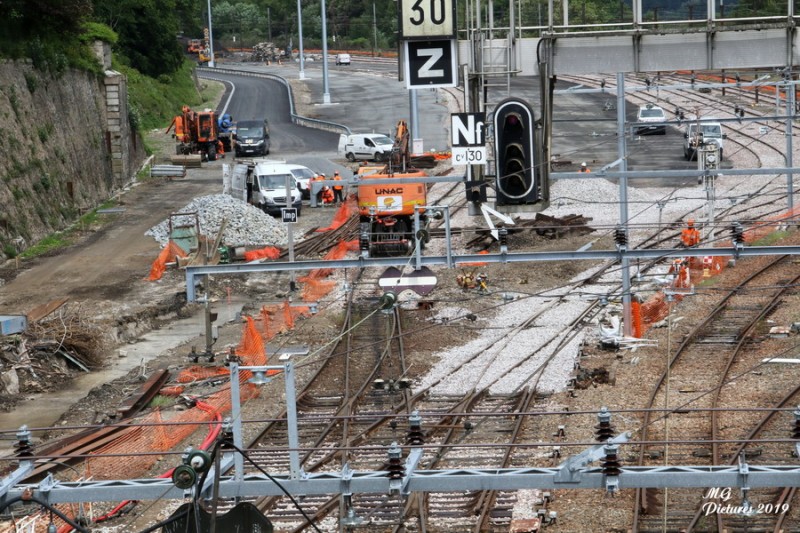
335;53;351;66
251;161;303;216
683;119;726;161
635;104;667;135
338;133;394;162
234;119;270;157
285;164;319;200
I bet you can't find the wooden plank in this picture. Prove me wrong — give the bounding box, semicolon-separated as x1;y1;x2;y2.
26;298;69;323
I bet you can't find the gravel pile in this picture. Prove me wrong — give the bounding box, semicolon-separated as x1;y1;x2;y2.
145;194;288;247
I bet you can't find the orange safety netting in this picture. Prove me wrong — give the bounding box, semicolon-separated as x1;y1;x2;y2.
147;240;188;281
299;277;338;301
633;207;800;337
316;196;357;232
243;246;281;262
294;238;358;301
38;307;322;531
259;301;308;338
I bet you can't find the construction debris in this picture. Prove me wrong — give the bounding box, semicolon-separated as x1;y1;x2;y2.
250;42;282;62
466;213;594;248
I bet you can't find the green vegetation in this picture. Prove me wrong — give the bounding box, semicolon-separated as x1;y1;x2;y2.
149;395;175;409
19;232;72;259
752;230;790;246
80;22;119;45
14;200;120;260
2;244;17;259
122;61;204;130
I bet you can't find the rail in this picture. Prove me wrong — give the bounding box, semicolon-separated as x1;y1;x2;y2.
197;66;351;136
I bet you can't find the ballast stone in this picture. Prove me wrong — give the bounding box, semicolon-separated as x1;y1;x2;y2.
146;194;289;247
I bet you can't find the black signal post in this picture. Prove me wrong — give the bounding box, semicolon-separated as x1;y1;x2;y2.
493;98;539;205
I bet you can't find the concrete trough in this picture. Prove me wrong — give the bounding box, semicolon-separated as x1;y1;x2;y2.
150;165;187;178
0;315;28;335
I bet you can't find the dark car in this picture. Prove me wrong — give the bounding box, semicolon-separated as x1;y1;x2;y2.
234;119;271;157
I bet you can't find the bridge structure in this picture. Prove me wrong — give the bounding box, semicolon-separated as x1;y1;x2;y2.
458;0;799;79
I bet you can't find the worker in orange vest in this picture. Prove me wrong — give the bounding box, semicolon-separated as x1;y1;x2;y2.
321;185;334;205
332;171;344;204
579;162;591;173
681;219;701;247
312;173;326;206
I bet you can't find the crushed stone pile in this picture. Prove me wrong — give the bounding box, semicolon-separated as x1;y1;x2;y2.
146;194;288;247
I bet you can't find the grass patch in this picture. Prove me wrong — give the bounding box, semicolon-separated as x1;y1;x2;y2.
18;200;121;259
20;233;72;259
78;199;119;226
149;395;174;409
751;230;790;246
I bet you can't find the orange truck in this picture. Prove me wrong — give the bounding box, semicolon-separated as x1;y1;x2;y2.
357;167;428;256
166;106;222;162
187;39;203;54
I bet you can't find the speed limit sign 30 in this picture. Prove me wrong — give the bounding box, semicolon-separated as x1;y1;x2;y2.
399;0;456;39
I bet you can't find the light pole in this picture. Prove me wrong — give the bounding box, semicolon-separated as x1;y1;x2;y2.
372;2;378;57
297;0;306;79
206;0;215;68
320;0;331;104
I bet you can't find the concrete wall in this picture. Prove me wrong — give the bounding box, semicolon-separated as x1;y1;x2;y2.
0;60;145;256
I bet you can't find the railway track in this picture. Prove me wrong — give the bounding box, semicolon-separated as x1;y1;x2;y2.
14;72;800;533
633;255;800;532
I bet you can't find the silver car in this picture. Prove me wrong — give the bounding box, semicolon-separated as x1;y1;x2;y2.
635;104;667;135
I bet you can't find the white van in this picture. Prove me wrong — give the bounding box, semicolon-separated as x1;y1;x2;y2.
251;161;303;216
335;53;351;66
683;119;726;161
338;133;394;162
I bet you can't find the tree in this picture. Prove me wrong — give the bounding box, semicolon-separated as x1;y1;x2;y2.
93;0;184;77
0;0;92;39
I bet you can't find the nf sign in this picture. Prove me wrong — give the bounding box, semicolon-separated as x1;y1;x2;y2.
404;39;456;89
451;113;487;165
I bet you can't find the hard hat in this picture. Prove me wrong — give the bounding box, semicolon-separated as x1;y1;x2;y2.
320;173;326;177
334;171;340;176
581;162;587;167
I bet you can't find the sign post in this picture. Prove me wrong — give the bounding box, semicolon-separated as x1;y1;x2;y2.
403;40;457;89
285;177;296;291
451;112;487;165
399;0;457;89
399;0;456;39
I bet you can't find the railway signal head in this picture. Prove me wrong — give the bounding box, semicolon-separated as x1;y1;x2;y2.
493;98;540;205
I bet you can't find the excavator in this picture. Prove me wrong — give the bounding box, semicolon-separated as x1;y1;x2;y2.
388;120;442;170
166;106;222;163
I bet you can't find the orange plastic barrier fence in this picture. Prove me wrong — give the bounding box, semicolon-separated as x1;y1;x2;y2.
147;240;188;281
299;277;338;301
633;208;800;337
316;196;357;232
43;305;320;529
243;246;281;261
